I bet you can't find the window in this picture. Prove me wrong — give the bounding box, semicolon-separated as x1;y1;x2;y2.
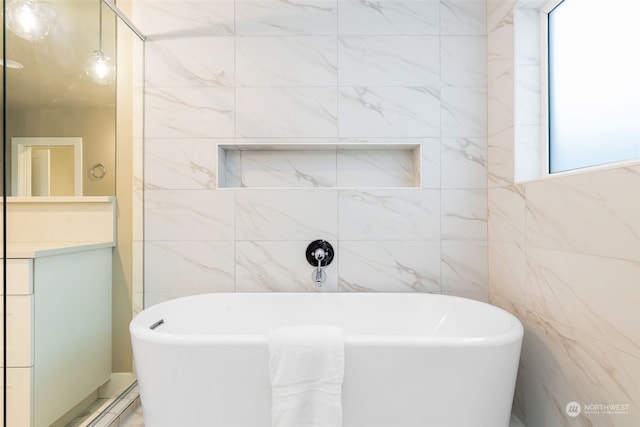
546;0;640;173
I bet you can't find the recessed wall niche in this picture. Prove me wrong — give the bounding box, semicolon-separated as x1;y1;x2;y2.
217;143;421;189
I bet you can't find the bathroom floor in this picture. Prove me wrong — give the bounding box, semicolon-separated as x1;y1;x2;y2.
119;408;526;427
119;407;144;427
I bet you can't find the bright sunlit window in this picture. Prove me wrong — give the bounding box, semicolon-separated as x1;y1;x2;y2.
547;0;640;173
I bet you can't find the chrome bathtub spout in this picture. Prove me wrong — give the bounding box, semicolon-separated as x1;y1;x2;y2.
313;248;326;285
306;240;333;287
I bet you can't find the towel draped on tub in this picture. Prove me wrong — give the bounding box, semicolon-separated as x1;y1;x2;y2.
268;325;345;427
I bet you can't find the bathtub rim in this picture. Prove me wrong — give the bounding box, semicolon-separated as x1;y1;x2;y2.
130;293;524;347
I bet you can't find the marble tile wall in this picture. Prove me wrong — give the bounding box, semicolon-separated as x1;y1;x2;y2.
129;0;488;305
487;1;640;426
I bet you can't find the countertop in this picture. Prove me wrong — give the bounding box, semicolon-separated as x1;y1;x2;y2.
4;241;115;259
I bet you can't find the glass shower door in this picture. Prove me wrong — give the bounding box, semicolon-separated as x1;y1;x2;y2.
1;1;144;425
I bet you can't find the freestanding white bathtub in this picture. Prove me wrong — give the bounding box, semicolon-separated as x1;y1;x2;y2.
130;293;523;427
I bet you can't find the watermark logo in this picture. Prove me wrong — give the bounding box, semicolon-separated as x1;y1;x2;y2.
566;401;630;417
566;401;581;417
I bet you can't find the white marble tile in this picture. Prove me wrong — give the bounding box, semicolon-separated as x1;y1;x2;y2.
235;189;338;240
440;0;486;36
131;1;234;37
512;305;640;426
144;293;188;308
236;241;339;291
515;65;541;126
486;0;515;34
119;405;144;427
441;240;488;292
235;0;337;36
525;247;640;359
514;124;541;182
237;137;340;145
443;289;489;302
514;6;540;67
133;135;145;189
338;0;439;36
134;0;496;378
488;242;527;306
332;137;430;187
236;87;338;137
133;189;144;241
441;137;487;188
441;86;487;137
525;166;640;260
488;67;514;138
145;37;234;87
108;398;136;420
487;126;515;187
339;87;440;137
133;240;144;297
338;36;439;86
133;87;145;138
240;150;337;188
487;17;514;86
117;401;141;427
145;138;222;190
511;368;563;427
219;149;242;188
338;189;440;240
441;188;487;240
145;189;235;240
133;291;144;317
338;241;441;292
144;241;235;295
236;36;337;86
91;414;117;427
336;148;418;187
488;184;526;243
220;139;343;188
421;139;441;188
441;36;487;86
145;87;234;138
336;136;423;146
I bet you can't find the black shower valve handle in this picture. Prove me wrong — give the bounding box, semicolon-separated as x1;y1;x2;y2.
305;239;335;267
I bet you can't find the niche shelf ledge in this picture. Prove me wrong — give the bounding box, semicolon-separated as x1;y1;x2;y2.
217;143;421;189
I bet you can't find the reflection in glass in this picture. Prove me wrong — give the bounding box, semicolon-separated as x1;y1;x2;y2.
6;0;52;41
6;0;117;197
85;50;115;85
11;137;82;196
85;0;115;85
3;0;145;425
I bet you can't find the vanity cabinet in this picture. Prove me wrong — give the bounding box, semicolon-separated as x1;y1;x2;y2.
1;245;112;427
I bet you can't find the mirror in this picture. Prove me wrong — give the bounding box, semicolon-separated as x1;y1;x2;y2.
11;137;82;196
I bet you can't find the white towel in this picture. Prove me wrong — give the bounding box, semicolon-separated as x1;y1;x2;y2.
268;325;345;427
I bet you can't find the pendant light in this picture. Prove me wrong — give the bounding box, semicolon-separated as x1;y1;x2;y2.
6;0;51;41
85;0;115;85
